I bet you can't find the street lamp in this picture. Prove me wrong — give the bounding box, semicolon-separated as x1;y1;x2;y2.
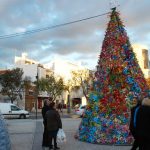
67;94;71;113
35;65;39;119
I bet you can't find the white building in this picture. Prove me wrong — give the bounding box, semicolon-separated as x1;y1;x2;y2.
15;53;52;81
14;53;89;109
47;59;85;80
133;44;150;78
45;59;89;106
14;53;54;110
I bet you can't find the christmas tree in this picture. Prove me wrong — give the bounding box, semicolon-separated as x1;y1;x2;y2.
78;8;149;144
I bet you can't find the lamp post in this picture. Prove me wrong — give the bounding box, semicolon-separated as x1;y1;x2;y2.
67;94;71;113
35;65;39;119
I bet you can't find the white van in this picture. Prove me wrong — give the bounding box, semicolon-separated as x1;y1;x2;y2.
0;103;29;119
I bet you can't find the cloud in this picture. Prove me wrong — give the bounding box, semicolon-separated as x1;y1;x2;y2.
0;0;150;70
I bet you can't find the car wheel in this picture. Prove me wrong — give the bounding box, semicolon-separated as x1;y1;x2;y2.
20;114;26;119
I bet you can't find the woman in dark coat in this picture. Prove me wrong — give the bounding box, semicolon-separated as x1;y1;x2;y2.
136;97;150;150
129;99;141;150
46;102;62;150
42;99;50;149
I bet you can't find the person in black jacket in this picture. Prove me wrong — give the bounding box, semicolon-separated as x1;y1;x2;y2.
136;97;150;150
129;98;141;150
42;99;50;149
46;102;62;150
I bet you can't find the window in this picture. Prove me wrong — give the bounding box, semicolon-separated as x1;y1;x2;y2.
81;106;86;109
11;106;20;111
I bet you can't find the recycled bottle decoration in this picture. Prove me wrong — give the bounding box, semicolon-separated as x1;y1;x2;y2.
78;7;149;144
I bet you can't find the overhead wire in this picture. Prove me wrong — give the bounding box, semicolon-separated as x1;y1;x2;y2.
0;11;110;40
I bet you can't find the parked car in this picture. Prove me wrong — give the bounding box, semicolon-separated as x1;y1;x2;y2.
0;111;11;149
0;103;29;119
74;104;80;109
75;105;86;117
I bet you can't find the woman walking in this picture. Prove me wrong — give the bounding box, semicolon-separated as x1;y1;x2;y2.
42;99;50;149
46;102;62;150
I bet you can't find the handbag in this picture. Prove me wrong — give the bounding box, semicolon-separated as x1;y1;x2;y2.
57;129;66;143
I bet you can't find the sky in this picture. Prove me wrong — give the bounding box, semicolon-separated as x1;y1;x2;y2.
0;0;150;70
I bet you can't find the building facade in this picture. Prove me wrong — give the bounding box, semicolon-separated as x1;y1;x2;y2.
133;45;150;78
46;59;89;107
14;53;53;111
14;53;89;110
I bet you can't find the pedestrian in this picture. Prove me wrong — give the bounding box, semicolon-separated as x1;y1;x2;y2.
58;102;62;113
0;112;11;150
46;102;62;150
42;99;50;149
136;97;150;150
129;98;141;150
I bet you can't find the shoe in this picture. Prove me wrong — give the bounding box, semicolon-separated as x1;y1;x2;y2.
49;145;53;150
54;147;60;150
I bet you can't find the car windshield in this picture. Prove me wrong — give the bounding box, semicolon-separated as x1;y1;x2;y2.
11;106;21;111
81;106;86;109
74;104;80;108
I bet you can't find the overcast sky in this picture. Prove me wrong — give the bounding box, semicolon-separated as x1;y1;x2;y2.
0;0;150;70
